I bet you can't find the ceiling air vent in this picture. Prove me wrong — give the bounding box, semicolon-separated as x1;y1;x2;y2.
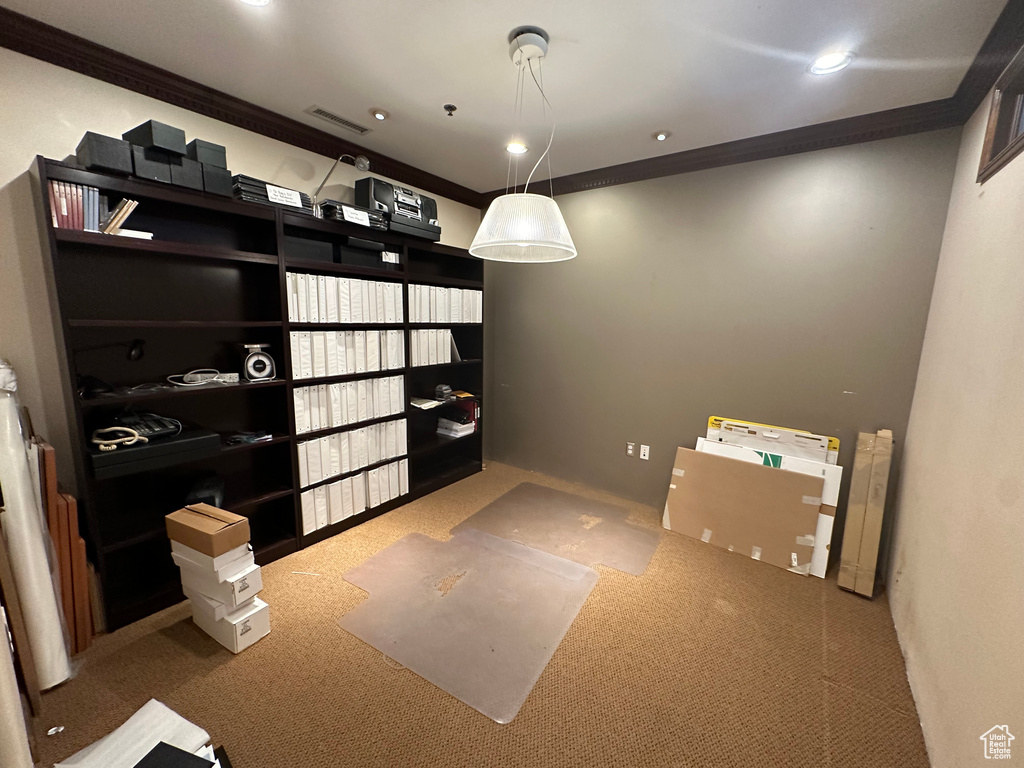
304;106;372;135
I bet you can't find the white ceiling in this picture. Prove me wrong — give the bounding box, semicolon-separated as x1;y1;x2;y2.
3;0;1006;192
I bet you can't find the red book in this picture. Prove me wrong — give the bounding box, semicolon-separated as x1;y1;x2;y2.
74;184;83;230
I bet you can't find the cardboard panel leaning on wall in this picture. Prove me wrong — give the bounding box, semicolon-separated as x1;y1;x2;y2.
663;447;824;574
0;47;483;493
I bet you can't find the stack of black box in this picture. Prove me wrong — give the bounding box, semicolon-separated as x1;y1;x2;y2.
74;120;233;197
232;174;315;215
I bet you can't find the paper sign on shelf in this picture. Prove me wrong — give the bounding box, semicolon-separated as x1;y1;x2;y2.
265;184;303;207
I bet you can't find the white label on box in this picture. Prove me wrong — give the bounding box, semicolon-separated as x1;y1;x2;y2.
266;184;303;207
342;207;370;226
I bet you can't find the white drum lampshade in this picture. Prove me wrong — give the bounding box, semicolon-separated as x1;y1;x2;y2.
469;193;577;263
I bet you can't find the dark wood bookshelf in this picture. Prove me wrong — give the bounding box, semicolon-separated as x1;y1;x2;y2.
33;155;483;630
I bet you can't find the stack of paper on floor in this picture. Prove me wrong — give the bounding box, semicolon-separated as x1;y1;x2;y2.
663;416;843;577
165;504;270;653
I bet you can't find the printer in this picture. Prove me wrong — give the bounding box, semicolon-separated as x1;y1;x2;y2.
355;177;441;242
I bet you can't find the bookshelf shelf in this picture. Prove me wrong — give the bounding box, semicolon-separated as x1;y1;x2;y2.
35;154;483;630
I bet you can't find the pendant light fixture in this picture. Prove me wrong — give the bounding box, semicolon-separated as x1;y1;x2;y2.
470;27;577;263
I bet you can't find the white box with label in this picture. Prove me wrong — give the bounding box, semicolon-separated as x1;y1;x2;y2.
176;559;262;610
191;596;270;654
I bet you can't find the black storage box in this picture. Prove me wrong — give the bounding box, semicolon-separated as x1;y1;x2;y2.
168;155;204;191
187;139;227;168
130;145;172;183
122;120;187;156
76;132;133;174
202;164;233;196
283;235;333;262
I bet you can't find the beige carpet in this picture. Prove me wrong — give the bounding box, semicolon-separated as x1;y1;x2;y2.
33;462;930;767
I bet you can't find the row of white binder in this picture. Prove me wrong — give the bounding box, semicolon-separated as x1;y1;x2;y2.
409;284;482;324
293;376;405;435
409;329;456;367
286;272;405;324
297;418;408;488
289;329;405;379
300;458;409;534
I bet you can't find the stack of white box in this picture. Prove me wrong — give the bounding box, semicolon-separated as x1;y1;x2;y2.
165;504;271;655
173;541;269;654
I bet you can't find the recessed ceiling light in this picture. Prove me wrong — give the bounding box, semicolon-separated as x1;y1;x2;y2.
370;108;390;121
506;142;528;154
653;131;671;142
809;51;855;75
239;0;270;6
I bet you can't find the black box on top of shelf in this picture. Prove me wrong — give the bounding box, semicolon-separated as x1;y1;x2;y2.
76;132;133;174
122;120;187;156
130;145;172;183
168;155;204;191
283;235;332;262
202;163;233;196
186;139;227;169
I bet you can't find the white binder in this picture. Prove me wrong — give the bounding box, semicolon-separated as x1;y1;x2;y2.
399;458;409;495
379;463;391;502
350;279;363;323
339;383;350;426
356;380;369;422
293;386;308;434
398;419;408;455
368;423;379;466
341;477;354;519
297;273;309;323
286;273;296;321
312;332;327;378
340;430;351;474
355;331;366;373
325;331;339;377
419;330;429;367
297;441;309;487
335;330;347;375
329;383;342;428
318;385;329;432
307;438;323;485
338;277;351;323
385;419;397;459
298;332;313;379
346;381;358;424
367;468;381;508
366;330;380;372
442;329;452;364
390;377;402;415
314;486;328;530
352;473;367;514
300;490;316;535
388;462;400;502
384;283;397;323
428;329;439;365
317;277;328;324
379;377;390;416
360;280;372;323
375;282;385;325
451;288;462;323
328;481;343;525
344;332;356;374
409;331;419;367
308;274;320;324
328;433;341;478
325;276;339;323
308;382;321;431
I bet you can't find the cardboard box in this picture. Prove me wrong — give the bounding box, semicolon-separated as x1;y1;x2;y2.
707;415;840;465
183;586;256;622
695;437;840;577
191;596;270;654
663;447;824;574
838;430;893;597
177;559;262;610
165;503;250;558
170;540;252;577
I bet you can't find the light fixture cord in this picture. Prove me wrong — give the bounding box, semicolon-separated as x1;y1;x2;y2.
524;57;555;194
507;58;527;194
539;56;555;200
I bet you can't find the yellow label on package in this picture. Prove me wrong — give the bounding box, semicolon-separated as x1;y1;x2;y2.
707;416;840;454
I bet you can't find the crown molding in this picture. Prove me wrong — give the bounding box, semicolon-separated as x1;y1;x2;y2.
0;6;485;209
2;2;1023;209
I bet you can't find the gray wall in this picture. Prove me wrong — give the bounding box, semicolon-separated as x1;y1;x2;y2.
484;129;961;526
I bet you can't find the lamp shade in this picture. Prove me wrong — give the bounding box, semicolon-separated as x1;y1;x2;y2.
469;193;577;263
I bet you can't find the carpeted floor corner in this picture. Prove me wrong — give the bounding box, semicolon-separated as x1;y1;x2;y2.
32;462;930;767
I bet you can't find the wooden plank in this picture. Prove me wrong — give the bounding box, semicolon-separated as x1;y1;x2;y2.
38;441;60;564
54;494;76;655
63;494;90;654
0;515;43;716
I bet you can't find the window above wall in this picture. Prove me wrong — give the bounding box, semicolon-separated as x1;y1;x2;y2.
978;42;1024;183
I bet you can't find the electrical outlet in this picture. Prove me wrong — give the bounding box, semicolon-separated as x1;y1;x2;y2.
626;442;635;457
640;444;650;460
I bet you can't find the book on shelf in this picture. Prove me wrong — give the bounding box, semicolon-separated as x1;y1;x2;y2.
50;180;102;232
437;422;475;438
